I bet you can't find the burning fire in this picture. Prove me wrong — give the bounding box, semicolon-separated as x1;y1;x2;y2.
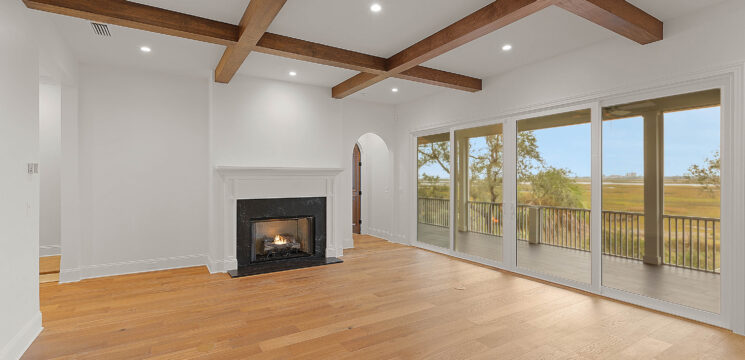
273;235;288;245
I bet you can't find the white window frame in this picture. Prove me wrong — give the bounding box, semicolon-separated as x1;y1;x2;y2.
409;64;745;333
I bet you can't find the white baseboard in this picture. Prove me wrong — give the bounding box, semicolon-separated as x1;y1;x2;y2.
63;254;208;281
39;245;61;257
390;233;409;245
0;311;42;360
206;256;236;274
58;267;81;284
326;247;344;258
367;227;395;242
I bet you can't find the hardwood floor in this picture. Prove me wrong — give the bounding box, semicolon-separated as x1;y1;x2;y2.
24;235;745;359
39;255;61;284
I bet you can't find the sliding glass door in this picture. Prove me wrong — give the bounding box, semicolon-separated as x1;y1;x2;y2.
602;89;722;313
515;109;592;283
417;133;451;248
453;124;504;261
412;83;732;327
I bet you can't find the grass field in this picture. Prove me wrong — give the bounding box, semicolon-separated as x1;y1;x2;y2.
588;183;720;219
512;182;720;218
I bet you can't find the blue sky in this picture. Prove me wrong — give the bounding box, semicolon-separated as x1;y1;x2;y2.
418;107;720;179
603;107;720;177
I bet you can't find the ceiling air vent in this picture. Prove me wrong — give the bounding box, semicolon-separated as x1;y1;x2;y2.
90;22;111;37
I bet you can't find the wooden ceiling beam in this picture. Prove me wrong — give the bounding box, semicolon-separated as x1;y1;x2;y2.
214;0;287;83
22;0;239;46
22;0;480;93
331;0;554;99
331;0;664;99
556;0;663;45
386;0;554;74
332;73;387;99
255;33;388;74
24;0;661;99
395;67;483;93
255;34;482;94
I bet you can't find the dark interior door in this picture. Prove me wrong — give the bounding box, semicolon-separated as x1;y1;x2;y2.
352;144;362;234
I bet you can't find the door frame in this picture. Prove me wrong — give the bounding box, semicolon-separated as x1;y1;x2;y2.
352;143;362;235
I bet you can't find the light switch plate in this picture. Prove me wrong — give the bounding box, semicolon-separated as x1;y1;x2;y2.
27;163;38;174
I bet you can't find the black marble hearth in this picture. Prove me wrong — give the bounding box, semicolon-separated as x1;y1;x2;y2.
228;257;343;277
230;197;342;278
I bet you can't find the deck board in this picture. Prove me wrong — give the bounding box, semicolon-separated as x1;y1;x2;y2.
417;223;720;313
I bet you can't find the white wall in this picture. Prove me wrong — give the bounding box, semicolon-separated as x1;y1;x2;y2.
50;68;396;278
394;0;745;334
211;76;343;168
39;82;62;257
0;2;44;359
59;84;81;282
339;100;399;248
69;65;210;280
208;75;398;262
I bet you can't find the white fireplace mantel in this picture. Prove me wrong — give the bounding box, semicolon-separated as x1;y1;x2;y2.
210;166;344;273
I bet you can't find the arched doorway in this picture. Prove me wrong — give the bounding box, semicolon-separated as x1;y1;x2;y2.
349;132;393;243
352;144;362;234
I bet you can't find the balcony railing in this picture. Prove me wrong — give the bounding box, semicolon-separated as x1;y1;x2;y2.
663;215;720;273
417;198;720;273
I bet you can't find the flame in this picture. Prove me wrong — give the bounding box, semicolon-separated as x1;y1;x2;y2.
273;235;288;245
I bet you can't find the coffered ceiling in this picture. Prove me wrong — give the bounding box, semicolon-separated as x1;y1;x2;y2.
34;0;728;105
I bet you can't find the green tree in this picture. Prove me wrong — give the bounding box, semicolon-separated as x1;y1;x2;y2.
526;167;583;207
418;141;450;174
417;173;449;198
686;151;720;194
469;132;544;203
418;131;582;208
417;141;451;199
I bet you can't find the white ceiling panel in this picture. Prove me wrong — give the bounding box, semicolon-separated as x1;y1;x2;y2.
132;0;249;24
422;6;614;79
627;0;728;20
49;14;224;77
238;52;357;88
267;0;493;58
347;77;453;105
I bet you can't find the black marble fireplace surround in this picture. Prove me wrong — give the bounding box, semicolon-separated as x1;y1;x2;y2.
228;197;342;278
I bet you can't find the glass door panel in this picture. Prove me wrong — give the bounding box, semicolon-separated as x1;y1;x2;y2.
602;89;721;313
417;133;451;248
454;124;503;261
516;109;592;284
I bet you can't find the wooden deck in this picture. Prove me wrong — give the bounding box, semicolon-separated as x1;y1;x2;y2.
23;234;743;359
419;223;720;313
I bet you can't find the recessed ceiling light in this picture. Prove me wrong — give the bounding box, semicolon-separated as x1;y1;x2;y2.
140;46;151;53
289;71;297;77
391;88;399;93
370;3;382;13
502;44;513;51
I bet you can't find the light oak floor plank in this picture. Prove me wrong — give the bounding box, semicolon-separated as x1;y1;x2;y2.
23;234;745;359
39;255;61;275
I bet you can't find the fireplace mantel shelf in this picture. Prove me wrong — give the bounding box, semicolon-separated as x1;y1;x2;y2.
216;166;343;177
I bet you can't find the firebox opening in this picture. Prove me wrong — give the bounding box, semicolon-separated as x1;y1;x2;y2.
251;216;314;263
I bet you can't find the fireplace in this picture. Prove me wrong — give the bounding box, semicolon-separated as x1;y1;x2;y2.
230;197;341;277
251;216;314;262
